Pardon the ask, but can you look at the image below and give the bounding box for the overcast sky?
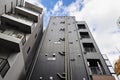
[26,0,120,67]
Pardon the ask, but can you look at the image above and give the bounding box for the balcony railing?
[89,67,104,75]
[15,7,39,22]
[85,48,96,52]
[1,14,34,33]
[81,35,90,38]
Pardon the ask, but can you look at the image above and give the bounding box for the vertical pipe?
[16,0,18,6]
[20,0,23,7]
[11,2,13,13]
[5,5,6,14]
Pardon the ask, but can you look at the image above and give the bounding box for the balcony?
[80,32,90,39]
[0,34,20,52]
[15,6,39,22]
[83,43,96,53]
[1,14,35,33]
[25,2,43,13]
[0,27,26,52]
[77,24,86,29]
[92,75,115,80]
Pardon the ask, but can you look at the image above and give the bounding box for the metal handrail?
[81,35,90,38]
[85,48,96,52]
[89,67,104,75]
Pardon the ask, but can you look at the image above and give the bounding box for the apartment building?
[0,0,43,80]
[28,16,116,80]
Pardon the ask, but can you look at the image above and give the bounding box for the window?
[77,24,86,29]
[59,38,65,41]
[80,32,90,38]
[68,31,72,33]
[54,41,61,44]
[60,21,65,24]
[83,43,96,52]
[59,28,65,31]
[87,59,105,75]
[27,47,30,54]
[69,42,73,44]
[22,36,26,45]
[35,33,37,38]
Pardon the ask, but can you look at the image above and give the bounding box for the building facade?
[0,1,117,80]
[0,0,43,80]
[28,16,116,80]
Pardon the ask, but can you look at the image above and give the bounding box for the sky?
[26,0,120,67]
